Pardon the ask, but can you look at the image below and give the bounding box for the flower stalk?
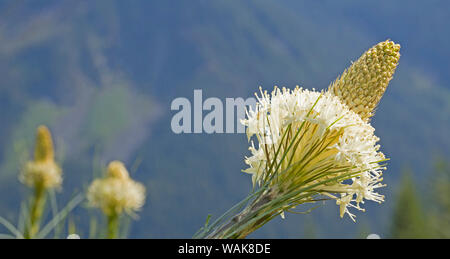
[205,189,275,239]
[107,212,120,239]
[25,182,46,239]
[21,125,62,239]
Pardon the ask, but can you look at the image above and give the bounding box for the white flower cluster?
[87,161,146,216]
[241,87,386,220]
[20,160,62,189]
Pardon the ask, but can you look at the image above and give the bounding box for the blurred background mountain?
[0,0,449,238]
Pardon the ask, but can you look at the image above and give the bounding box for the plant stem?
[107,212,120,239]
[205,191,274,239]
[25,183,46,239]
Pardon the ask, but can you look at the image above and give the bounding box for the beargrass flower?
[241,87,386,221]
[195,40,400,239]
[87,161,145,216]
[20,125,62,189]
[239,40,400,222]
[20,125,62,238]
[87,160,145,238]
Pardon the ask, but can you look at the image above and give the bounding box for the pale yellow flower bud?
[106,161,130,180]
[34,125,55,162]
[328,40,400,121]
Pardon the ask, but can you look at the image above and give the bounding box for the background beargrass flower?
[20,126,62,190]
[87,160,146,238]
[19,125,62,239]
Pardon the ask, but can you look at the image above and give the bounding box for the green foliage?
[428,159,450,238]
[389,160,450,239]
[0,192,83,239]
[390,170,431,238]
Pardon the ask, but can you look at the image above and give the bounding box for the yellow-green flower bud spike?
[34,125,55,162]
[328,40,400,121]
[106,160,130,180]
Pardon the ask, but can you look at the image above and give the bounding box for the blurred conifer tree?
[390,170,431,238]
[428,159,450,238]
